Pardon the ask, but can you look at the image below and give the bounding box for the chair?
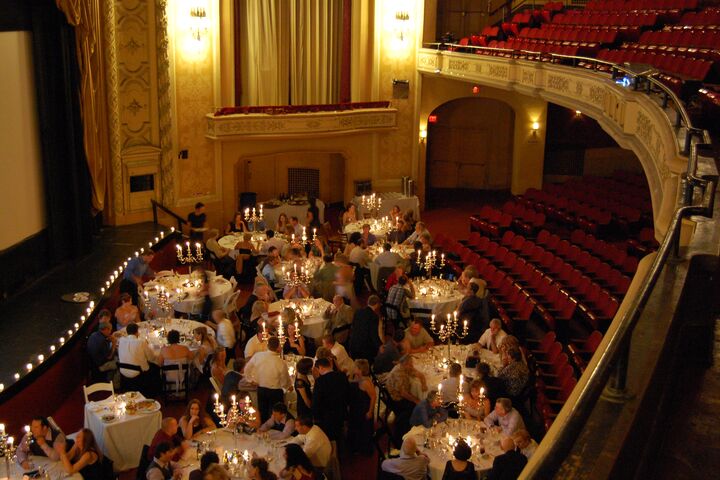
[222,289,243,318]
[209,376,223,396]
[323,441,342,480]
[83,382,115,403]
[161,359,190,402]
[117,362,144,393]
[136,445,151,480]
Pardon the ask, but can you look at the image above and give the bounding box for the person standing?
[120,250,155,305]
[349,295,383,361]
[188,202,207,242]
[244,336,292,423]
[312,357,349,441]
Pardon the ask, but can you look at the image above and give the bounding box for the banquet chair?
[161,359,189,402]
[83,382,115,403]
[222,289,243,318]
[209,376,222,396]
[117,362,144,393]
[136,445,151,480]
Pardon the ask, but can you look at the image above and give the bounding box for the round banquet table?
[404,418,505,479]
[273,257,323,287]
[178,429,286,480]
[412,344,503,394]
[218,232,267,252]
[120,318,215,354]
[142,272,233,314]
[408,278,464,319]
[343,219,393,238]
[268,297,332,340]
[367,243,414,287]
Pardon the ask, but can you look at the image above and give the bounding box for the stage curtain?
[54,0,108,213]
[350,0,374,102]
[289,0,342,104]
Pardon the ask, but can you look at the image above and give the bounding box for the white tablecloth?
[261,199,325,230]
[354,192,420,220]
[408,279,464,319]
[367,244,414,288]
[123,318,215,354]
[405,419,504,479]
[268,297,332,340]
[84,392,162,471]
[413,345,502,392]
[273,258,323,288]
[343,219,393,238]
[8,457,82,479]
[218,233,267,252]
[179,429,285,480]
[142,272,233,314]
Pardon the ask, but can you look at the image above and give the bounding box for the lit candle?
[170,227,175,232]
[0,423,4,434]
[231,395,237,406]
[14,373,20,380]
[25,363,32,372]
[24,425,30,434]
[7,436,13,448]
[438,383,442,393]
[50,345,55,353]
[214,393,219,406]
[245,395,250,404]
[37,354,44,362]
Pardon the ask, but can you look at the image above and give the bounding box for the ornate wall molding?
[417,49,686,232]
[206,109,398,139]
[155,0,174,206]
[103,0,123,216]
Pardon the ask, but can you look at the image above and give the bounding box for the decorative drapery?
[235,0,343,105]
[55,0,109,213]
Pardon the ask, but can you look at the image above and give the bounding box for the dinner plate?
[137,400,161,413]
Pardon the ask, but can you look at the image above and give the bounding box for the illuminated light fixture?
[190,6,208,41]
[532,121,540,131]
[13,373,19,380]
[395,11,410,41]
[575,110,582,117]
[419,128,428,144]
[428,114,438,123]
[472,86,480,94]
[530,121,541,143]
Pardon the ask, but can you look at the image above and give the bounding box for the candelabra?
[176,241,203,274]
[244,205,264,231]
[0,424,16,480]
[430,311,469,360]
[416,250,445,278]
[277,316,301,358]
[213,394,257,453]
[282,263,311,288]
[361,193,383,218]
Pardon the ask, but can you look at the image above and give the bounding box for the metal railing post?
[602,340,634,402]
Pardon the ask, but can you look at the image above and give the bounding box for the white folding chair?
[83,382,114,403]
[209,376,222,396]
[161,359,189,401]
[222,290,242,318]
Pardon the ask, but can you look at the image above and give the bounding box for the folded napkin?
[402,425,428,440]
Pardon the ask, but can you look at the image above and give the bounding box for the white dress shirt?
[118,334,156,378]
[216,318,236,348]
[330,343,356,377]
[349,246,370,267]
[477,328,507,351]
[244,350,292,390]
[373,250,402,268]
[262,237,287,255]
[291,425,332,467]
[244,335,267,358]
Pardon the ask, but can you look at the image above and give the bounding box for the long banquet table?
[261,198,325,229]
[354,192,420,220]
[8,456,82,479]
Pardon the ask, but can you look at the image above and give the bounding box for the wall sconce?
[575,110,582,117]
[190,5,208,41]
[530,121,540,143]
[419,128,427,144]
[395,11,410,41]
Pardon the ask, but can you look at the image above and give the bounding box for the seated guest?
[321,335,355,377]
[323,294,354,341]
[512,429,538,460]
[244,337,293,423]
[374,243,402,269]
[381,437,429,480]
[283,281,311,299]
[16,416,68,469]
[403,319,434,354]
[483,398,525,436]
[487,437,527,480]
[262,230,287,255]
[477,318,507,354]
[179,398,216,440]
[385,355,427,442]
[349,295,383,361]
[419,232,433,253]
[208,309,236,361]
[280,443,317,480]
[348,237,373,294]
[118,323,158,395]
[146,441,182,480]
[342,203,357,225]
[258,402,296,440]
[210,348,228,386]
[475,362,506,406]
[410,390,448,428]
[289,216,303,237]
[276,213,290,234]
[306,209,322,231]
[373,330,405,376]
[87,320,117,382]
[386,275,416,325]
[348,359,377,455]
[56,428,104,479]
[233,233,257,276]
[312,357,350,441]
[158,329,194,368]
[115,294,140,328]
[441,440,476,480]
[384,264,407,293]
[250,457,277,480]
[361,223,377,246]
[226,212,248,234]
[148,418,185,461]
[294,358,314,419]
[244,330,268,360]
[403,221,430,246]
[249,301,270,336]
[204,464,231,480]
[189,451,220,480]
[439,363,463,404]
[191,326,217,374]
[457,283,489,338]
[463,380,491,421]
[205,229,237,278]
[407,241,425,278]
[498,347,530,399]
[311,254,339,301]
[120,250,155,305]
[283,322,306,356]
[290,416,332,470]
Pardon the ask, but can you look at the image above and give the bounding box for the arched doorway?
[425,97,514,207]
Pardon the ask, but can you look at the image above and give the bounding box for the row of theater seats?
[552,11,659,27]
[585,0,698,10]
[470,204,546,238]
[637,28,720,49]
[677,7,720,26]
[598,49,714,85]
[545,177,651,220]
[487,39,593,57]
[519,26,619,44]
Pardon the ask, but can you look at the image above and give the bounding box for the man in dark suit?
[487,437,528,480]
[312,357,349,441]
[349,295,383,361]
[458,282,489,340]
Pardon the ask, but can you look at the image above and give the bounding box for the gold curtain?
[55,0,109,213]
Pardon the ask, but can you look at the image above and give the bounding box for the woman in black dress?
[56,428,105,480]
[226,212,248,234]
[294,357,314,419]
[442,440,476,480]
[180,398,216,439]
[347,359,376,455]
